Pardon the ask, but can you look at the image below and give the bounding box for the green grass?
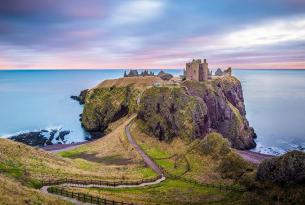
[58,147,87,158]
[67,179,245,205]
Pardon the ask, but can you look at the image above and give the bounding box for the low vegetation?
[0,174,71,205]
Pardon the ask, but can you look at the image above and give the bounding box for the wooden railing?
[42,175,162,187]
[48,187,133,205]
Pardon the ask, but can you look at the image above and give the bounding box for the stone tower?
[185,59,209,81]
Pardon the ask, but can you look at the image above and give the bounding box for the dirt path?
[235,149,274,164]
[125,119,164,176]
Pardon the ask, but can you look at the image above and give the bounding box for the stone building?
[185,59,209,81]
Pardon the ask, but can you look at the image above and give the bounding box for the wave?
[252,141,305,156]
[1,125,64,138]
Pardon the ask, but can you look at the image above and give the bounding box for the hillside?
[0,174,71,205]
[0,119,155,182]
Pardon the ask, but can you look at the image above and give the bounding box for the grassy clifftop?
[97,76,162,91]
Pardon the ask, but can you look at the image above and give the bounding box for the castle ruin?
[185,59,209,81]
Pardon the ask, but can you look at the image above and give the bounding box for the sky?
[0,0,305,69]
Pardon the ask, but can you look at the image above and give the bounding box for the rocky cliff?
[80,76,256,149]
[138,76,256,149]
[81,85,139,138]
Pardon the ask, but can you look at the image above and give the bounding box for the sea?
[0,69,304,155]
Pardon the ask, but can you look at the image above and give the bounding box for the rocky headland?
[79,75,256,150]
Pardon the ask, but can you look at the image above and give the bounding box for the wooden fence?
[48,187,133,205]
[42,175,161,187]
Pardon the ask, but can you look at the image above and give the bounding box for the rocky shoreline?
[9,128,71,147]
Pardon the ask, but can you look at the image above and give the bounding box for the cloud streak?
[0,0,304,69]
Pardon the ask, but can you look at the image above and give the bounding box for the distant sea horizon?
[0,69,305,155]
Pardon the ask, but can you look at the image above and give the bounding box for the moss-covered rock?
[198,132,254,180]
[81,86,139,137]
[257,150,305,184]
[198,132,231,158]
[138,76,256,149]
[137,86,208,141]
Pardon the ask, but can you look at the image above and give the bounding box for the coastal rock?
[9,129,70,147]
[71,89,88,105]
[257,151,305,184]
[81,86,139,136]
[138,76,256,149]
[9,132,48,147]
[56,130,70,142]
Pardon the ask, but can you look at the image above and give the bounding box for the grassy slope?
[63,121,249,205]
[58,117,157,180]
[0,117,156,182]
[0,174,71,205]
[97,76,163,91]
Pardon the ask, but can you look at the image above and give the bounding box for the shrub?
[199,132,231,158]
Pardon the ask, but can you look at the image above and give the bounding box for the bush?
[199,132,231,158]
[257,150,305,184]
[218,152,252,179]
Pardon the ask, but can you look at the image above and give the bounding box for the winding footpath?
[125,120,164,176]
[40,117,165,205]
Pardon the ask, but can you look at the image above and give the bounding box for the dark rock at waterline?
[57,130,70,141]
[10,132,48,146]
[9,129,70,147]
[257,150,305,184]
[71,89,88,105]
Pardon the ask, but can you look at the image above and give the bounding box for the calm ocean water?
[0,69,304,155]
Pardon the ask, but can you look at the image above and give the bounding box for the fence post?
[112,200,115,205]
[91,195,93,203]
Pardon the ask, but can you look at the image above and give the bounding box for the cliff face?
[138,76,256,149]
[80,76,256,149]
[81,86,139,138]
[137,86,209,141]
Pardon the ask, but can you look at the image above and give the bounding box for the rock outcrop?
[138,76,256,149]
[71,89,88,105]
[81,86,139,138]
[9,129,70,146]
[257,151,305,184]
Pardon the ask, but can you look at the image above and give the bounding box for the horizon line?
[1,68,305,71]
